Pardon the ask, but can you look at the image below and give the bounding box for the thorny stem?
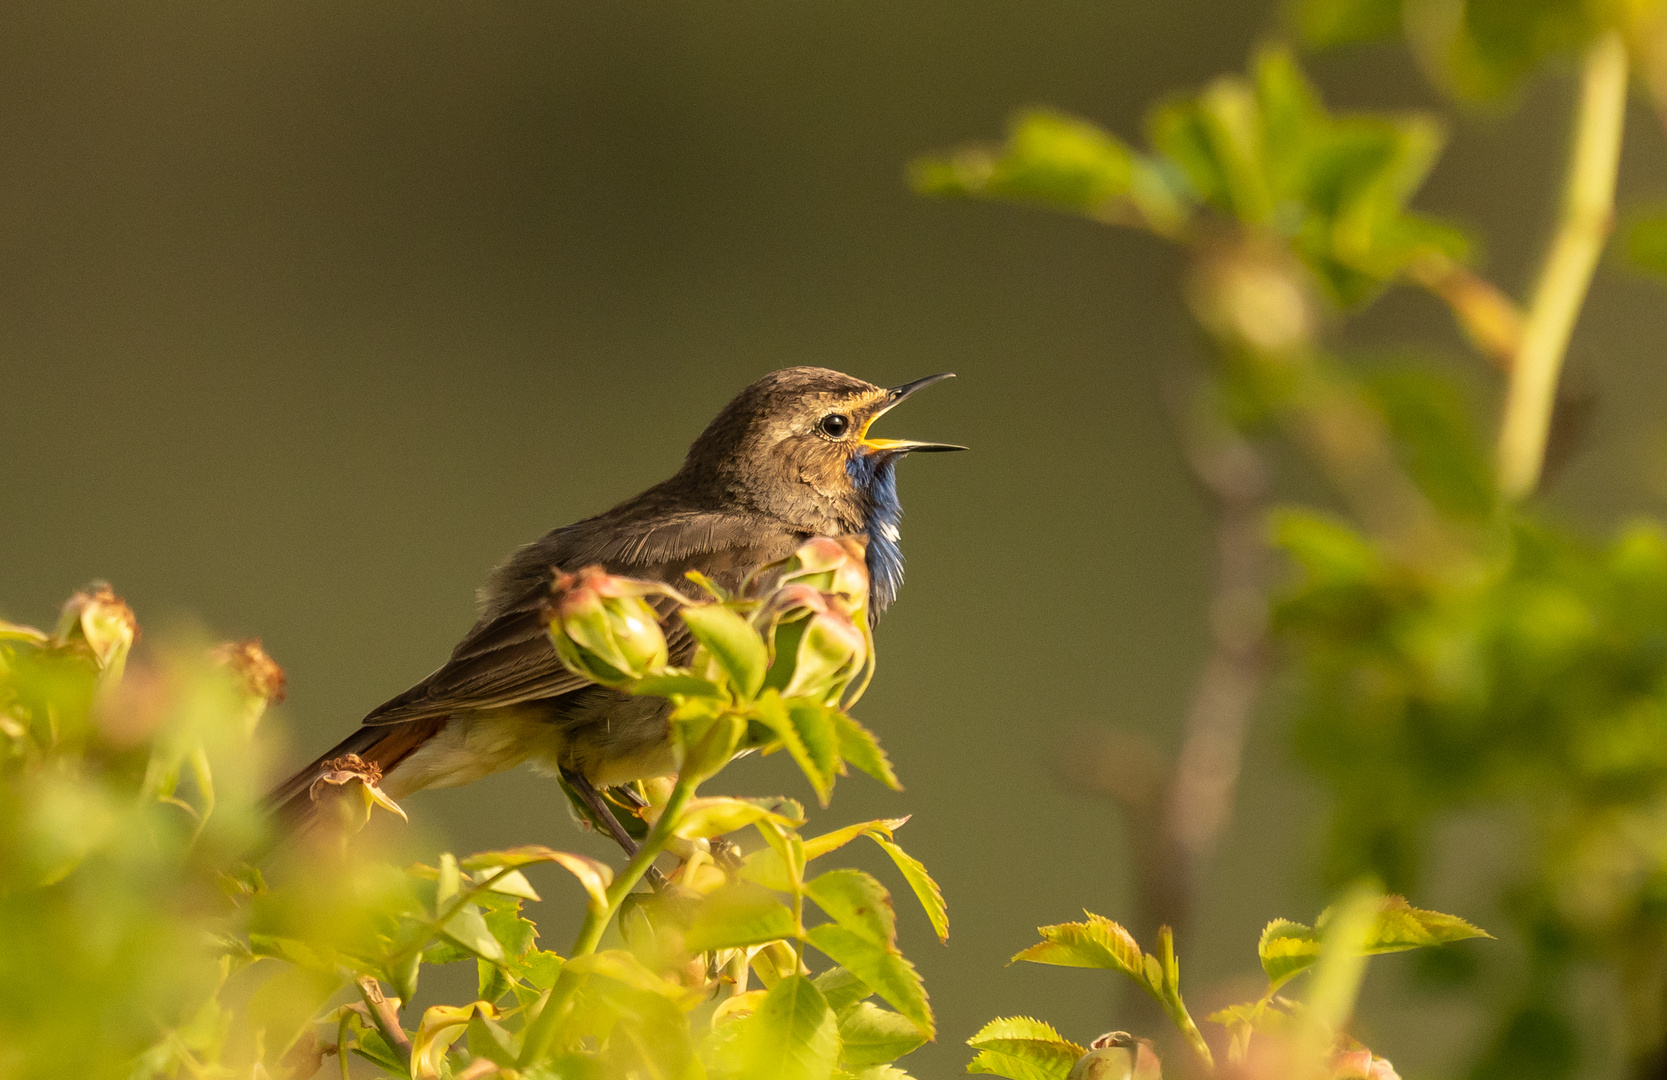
[1497,30,1628,499]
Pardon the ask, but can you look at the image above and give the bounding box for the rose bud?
[781,602,869,704]
[54,583,137,679]
[210,639,287,736]
[546,565,675,685]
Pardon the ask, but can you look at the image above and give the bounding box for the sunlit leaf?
[1259,895,1491,989]
[966,1016,1084,1080]
[1011,913,1145,980]
[869,835,948,944]
[685,881,801,952]
[833,714,901,790]
[675,795,806,840]
[682,603,769,699]
[838,1001,928,1066]
[411,1001,498,1080]
[738,975,840,1080]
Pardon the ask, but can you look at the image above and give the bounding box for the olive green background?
[5,2,1667,1075]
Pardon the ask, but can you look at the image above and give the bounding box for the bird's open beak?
[860,373,967,454]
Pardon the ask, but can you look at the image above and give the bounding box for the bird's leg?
[560,767,668,891]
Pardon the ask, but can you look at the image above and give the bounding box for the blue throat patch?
[845,453,905,614]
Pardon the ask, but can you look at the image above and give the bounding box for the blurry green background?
[4,1,1667,1075]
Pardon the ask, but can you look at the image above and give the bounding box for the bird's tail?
[265,717,446,836]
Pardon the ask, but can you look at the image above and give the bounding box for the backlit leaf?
[966,1016,1084,1080]
[1011,913,1144,979]
[870,835,948,944]
[838,1001,928,1066]
[833,714,901,790]
[685,882,801,952]
[682,603,769,699]
[738,975,840,1080]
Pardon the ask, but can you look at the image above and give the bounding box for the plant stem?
[569,769,700,957]
[518,770,700,1066]
[1496,30,1628,499]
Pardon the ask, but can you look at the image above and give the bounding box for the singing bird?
[267,367,962,841]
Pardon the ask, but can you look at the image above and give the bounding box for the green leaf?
[1010,913,1144,980]
[757,694,843,806]
[1258,896,1491,989]
[833,713,901,790]
[802,817,910,861]
[630,670,726,699]
[685,882,801,952]
[442,904,505,963]
[965,1016,1084,1080]
[837,1001,928,1067]
[739,975,840,1080]
[682,603,769,699]
[814,967,873,1016]
[806,870,896,947]
[805,925,932,1039]
[675,795,806,839]
[911,110,1137,216]
[869,835,948,944]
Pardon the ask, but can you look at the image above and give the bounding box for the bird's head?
[681,366,962,527]
[679,367,962,608]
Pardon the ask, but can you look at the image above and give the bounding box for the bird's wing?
[361,587,695,726]
[360,510,800,727]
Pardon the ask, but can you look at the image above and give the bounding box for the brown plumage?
[267,366,961,835]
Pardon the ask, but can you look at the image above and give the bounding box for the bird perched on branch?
[267,367,962,848]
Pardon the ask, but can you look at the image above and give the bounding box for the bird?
[266,366,962,848]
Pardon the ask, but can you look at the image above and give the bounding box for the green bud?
[755,536,872,620]
[546,566,676,685]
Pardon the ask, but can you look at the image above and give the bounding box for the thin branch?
[1497,30,1629,499]
[1404,250,1525,370]
[353,977,411,1063]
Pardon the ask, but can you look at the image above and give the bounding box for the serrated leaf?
[833,713,901,790]
[1259,896,1490,989]
[739,975,840,1080]
[869,835,947,943]
[1011,913,1144,979]
[814,967,873,1016]
[838,1001,928,1066]
[802,817,910,861]
[757,692,839,805]
[442,904,504,963]
[685,881,801,952]
[965,1016,1084,1080]
[682,603,769,699]
[806,870,896,946]
[806,925,932,1038]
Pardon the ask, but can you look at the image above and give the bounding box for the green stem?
[518,770,701,1066]
[570,769,701,956]
[1496,30,1628,499]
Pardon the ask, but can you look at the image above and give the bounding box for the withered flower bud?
[756,584,871,705]
[211,639,287,736]
[756,536,871,618]
[308,753,408,835]
[54,583,137,678]
[546,566,676,685]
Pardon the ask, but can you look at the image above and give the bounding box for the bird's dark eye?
[818,413,851,438]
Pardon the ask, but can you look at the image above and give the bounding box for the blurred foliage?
[966,888,1487,1079]
[918,2,1667,1077]
[0,537,945,1079]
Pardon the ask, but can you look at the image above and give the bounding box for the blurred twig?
[1497,30,1628,499]
[1061,400,1270,941]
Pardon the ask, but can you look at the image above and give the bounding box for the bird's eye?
[818,413,851,438]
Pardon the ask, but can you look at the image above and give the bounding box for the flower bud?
[546,566,675,685]
[308,753,408,835]
[54,583,137,679]
[756,536,871,619]
[210,639,287,737]
[756,586,869,704]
